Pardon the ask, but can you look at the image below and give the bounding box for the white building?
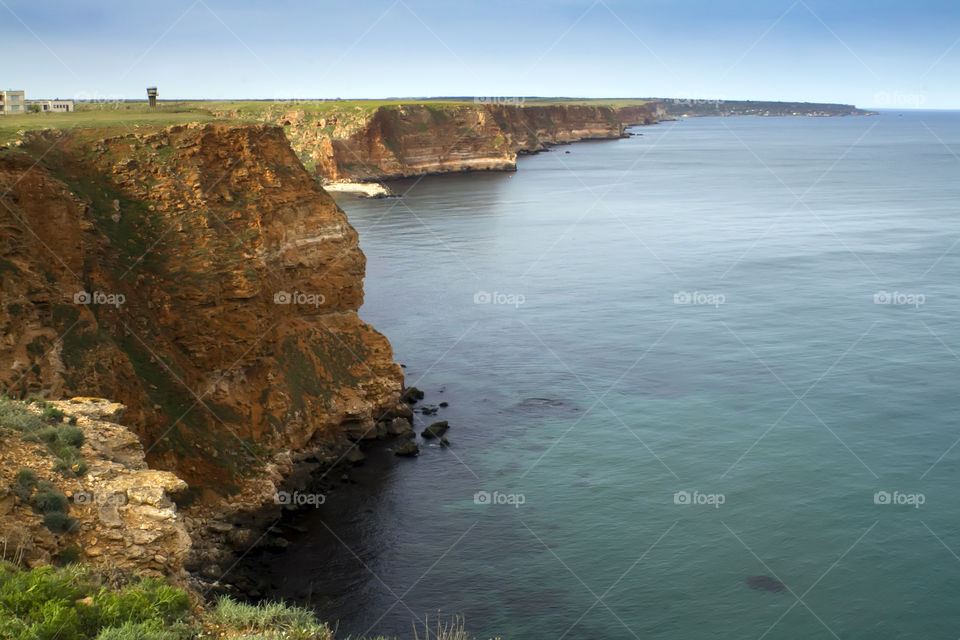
[28,99,75,113]
[0,90,25,115]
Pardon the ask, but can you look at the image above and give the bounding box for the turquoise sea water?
[269,112,960,639]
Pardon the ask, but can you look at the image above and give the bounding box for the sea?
[259,111,960,640]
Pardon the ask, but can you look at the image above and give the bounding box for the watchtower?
[146,87,158,108]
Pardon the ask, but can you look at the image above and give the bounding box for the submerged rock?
[746,575,786,593]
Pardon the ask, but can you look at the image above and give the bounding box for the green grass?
[0,563,474,640]
[205,596,332,640]
[0,563,191,640]
[0,108,223,145]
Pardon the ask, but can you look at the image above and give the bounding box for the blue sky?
[2,0,959,108]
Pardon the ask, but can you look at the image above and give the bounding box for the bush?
[42,406,65,423]
[33,483,69,514]
[0,398,44,433]
[36,426,60,444]
[13,469,37,502]
[56,546,81,566]
[43,512,78,533]
[56,425,85,448]
[14,468,37,488]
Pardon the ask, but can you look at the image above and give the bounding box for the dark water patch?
[745,575,787,593]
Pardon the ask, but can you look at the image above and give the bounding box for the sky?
[2,0,959,109]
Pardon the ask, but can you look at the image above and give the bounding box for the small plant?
[33,482,69,514]
[55,546,81,566]
[13,468,37,502]
[14,468,37,487]
[0,397,44,432]
[42,511,78,533]
[413,614,470,640]
[42,405,65,423]
[56,425,85,448]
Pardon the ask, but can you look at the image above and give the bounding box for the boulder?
[400,387,425,404]
[394,441,419,457]
[386,417,414,438]
[421,421,449,439]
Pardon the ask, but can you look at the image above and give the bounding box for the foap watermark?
[674,291,725,308]
[873,91,926,109]
[274,491,326,508]
[474,290,525,308]
[73,490,128,506]
[474,96,525,106]
[74,291,125,308]
[474,490,526,508]
[874,490,924,508]
[273,97,326,106]
[673,490,725,508]
[274,290,326,308]
[672,94,725,107]
[73,91,123,109]
[873,291,925,308]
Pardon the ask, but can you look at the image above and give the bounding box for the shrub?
[13,469,37,502]
[36,426,60,444]
[33,483,69,514]
[42,406,65,423]
[56,425,85,448]
[56,546,81,566]
[14,468,37,488]
[0,398,44,433]
[43,512,78,533]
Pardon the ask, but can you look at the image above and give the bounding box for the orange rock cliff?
[280,102,665,181]
[0,123,405,505]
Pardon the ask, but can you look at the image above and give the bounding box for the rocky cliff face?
[0,123,404,505]
[282,102,664,181]
[0,398,190,579]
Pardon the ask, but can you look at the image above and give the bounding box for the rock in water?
[394,440,419,457]
[745,575,786,593]
[421,420,449,439]
[400,387,425,404]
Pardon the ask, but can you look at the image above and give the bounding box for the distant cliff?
[279,102,665,181]
[0,123,405,504]
[658,99,876,118]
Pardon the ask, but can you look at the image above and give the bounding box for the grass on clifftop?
[0,98,654,145]
[0,108,224,145]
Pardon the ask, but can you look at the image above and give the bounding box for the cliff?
[281,102,664,181]
[0,122,405,508]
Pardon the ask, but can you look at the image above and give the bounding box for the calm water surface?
[264,112,960,639]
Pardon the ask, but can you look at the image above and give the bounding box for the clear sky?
[2,0,958,109]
